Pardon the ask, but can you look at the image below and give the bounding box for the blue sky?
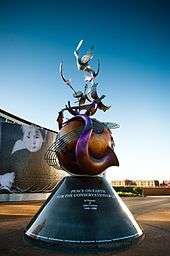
[0,0,170,180]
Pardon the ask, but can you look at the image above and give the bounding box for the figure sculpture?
[74,39,100,82]
[45,40,119,175]
[25,40,144,254]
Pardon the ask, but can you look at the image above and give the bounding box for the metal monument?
[24,40,144,253]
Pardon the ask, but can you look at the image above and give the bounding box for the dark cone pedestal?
[25,176,144,253]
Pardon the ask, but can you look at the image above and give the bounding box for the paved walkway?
[0,196,169,256]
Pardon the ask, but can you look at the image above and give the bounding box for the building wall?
[112,179,159,188]
[143,187,170,196]
[112,180,126,187]
[0,110,27,125]
[135,180,159,187]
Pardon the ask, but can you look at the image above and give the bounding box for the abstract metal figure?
[59,62,80,96]
[58,59,110,126]
[88,83,111,112]
[53,41,120,175]
[56,111,64,130]
[74,40,100,82]
[26,40,143,253]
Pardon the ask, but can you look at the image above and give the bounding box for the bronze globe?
[56,115,119,175]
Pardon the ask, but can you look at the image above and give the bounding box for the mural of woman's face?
[22,127,44,152]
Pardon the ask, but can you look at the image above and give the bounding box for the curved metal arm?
[59,62,77,94]
[74,40,96,76]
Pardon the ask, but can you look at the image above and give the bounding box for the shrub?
[113,186,143,196]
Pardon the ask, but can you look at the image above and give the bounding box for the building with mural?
[0,109,65,194]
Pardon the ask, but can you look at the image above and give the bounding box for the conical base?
[25,176,144,253]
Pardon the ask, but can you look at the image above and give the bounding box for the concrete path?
[0,196,169,256]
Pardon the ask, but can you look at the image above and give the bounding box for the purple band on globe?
[64,114,118,175]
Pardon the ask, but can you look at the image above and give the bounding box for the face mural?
[0,122,64,193]
[23,126,44,152]
[12,126,44,154]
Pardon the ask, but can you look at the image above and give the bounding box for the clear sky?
[0,0,170,181]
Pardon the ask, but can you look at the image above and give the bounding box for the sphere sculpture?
[25,40,143,254]
[56,115,119,175]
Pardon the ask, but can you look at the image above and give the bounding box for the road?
[0,196,169,256]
